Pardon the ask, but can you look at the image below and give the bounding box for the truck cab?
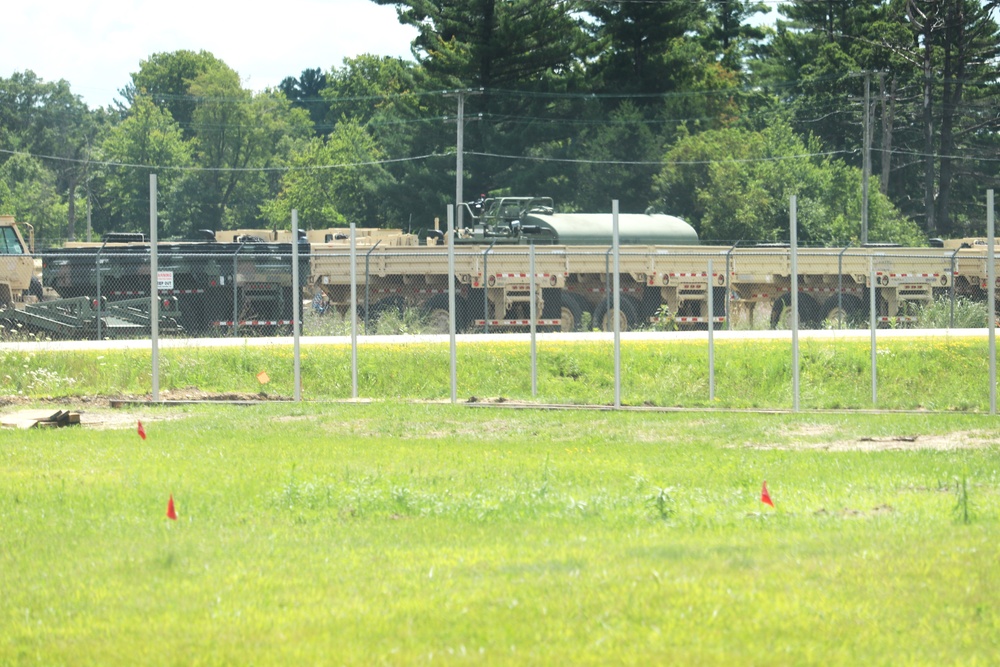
[0,216,36,307]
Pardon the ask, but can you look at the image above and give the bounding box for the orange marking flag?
[761,481,774,508]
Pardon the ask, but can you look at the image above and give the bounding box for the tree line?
[2,0,998,249]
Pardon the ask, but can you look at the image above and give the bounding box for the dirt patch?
[746,430,998,451]
[0,389,288,431]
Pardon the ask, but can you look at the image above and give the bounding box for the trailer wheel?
[421,294,469,333]
[770,293,820,329]
[821,295,864,328]
[559,292,587,332]
[28,277,44,301]
[591,294,639,332]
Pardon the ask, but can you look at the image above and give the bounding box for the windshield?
[1,226,24,255]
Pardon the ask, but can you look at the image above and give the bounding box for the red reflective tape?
[473,319,562,326]
[210,320,295,326]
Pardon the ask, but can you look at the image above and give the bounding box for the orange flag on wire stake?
[166,495,178,520]
[137,420,146,440]
[761,481,774,508]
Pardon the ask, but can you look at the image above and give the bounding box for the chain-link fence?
[2,200,998,410]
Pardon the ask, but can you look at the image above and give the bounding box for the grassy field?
[2,399,999,665]
[0,334,998,410]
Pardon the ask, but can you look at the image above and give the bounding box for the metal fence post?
[949,248,960,328]
[790,196,799,412]
[292,210,301,402]
[988,189,996,415]
[870,259,877,406]
[708,258,715,401]
[95,242,106,341]
[350,223,358,399]
[530,241,537,398]
[448,206,457,404]
[149,173,159,401]
[613,200,621,409]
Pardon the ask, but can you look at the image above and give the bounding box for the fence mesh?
[1,241,997,409]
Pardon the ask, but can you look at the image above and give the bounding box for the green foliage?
[173,68,312,231]
[915,297,989,329]
[124,50,229,137]
[278,67,328,135]
[702,0,769,72]
[372,0,594,221]
[653,121,925,245]
[574,102,661,213]
[97,95,191,236]
[0,153,67,245]
[584,0,707,96]
[261,118,395,228]
[0,70,99,243]
[755,0,1000,236]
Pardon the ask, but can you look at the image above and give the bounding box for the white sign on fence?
[157,270,174,290]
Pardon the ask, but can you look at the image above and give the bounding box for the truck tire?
[421,294,469,333]
[821,295,864,327]
[28,276,44,301]
[591,294,639,332]
[770,293,820,329]
[559,292,587,332]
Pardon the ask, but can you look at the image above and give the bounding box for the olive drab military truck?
[0,216,184,339]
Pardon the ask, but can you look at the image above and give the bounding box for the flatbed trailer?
[305,196,998,332]
[308,240,993,332]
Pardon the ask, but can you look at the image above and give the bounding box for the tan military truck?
[0,215,38,308]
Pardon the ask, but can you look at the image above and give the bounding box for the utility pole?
[455,90,466,230]
[850,71,874,245]
[862,71,871,245]
[446,88,483,230]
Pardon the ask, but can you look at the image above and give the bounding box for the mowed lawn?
[2,402,999,665]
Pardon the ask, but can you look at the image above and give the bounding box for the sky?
[2,0,419,109]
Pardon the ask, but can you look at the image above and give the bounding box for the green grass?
[1,335,996,410]
[1,403,999,664]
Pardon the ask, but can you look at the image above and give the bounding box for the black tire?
[28,276,44,301]
[591,294,639,332]
[559,291,587,332]
[420,294,469,333]
[821,295,865,327]
[770,293,820,329]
